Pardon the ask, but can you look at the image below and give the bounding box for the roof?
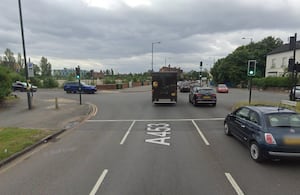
[268,41,300,55]
[246,106,296,114]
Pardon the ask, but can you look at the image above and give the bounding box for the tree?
[3,48,16,70]
[40,56,52,77]
[210,36,283,87]
[33,63,41,76]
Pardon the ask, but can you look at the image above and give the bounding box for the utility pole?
[18,0,31,110]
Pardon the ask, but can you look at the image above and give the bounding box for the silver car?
[289,85,300,101]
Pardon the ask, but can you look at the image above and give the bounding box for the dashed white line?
[192,120,210,146]
[89,169,108,195]
[120,120,136,145]
[225,172,245,195]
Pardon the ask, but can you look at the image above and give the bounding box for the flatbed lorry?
[152,72,177,103]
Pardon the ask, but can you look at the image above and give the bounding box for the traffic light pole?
[293,33,297,101]
[249,77,253,104]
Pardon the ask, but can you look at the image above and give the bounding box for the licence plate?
[202,96,211,99]
[283,137,300,145]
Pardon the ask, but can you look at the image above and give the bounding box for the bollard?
[55,97,59,109]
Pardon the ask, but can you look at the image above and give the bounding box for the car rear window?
[266,113,300,127]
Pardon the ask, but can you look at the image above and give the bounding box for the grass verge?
[0,127,51,161]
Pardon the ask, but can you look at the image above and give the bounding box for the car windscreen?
[266,113,300,127]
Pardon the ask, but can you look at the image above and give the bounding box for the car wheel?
[212,103,216,107]
[250,142,264,162]
[192,98,196,106]
[224,122,232,136]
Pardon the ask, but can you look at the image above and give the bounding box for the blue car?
[63,82,97,94]
[224,106,300,162]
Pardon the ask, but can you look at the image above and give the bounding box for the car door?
[230,107,251,142]
[241,110,261,143]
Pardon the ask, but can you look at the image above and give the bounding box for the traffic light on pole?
[247,60,256,76]
[75,67,80,79]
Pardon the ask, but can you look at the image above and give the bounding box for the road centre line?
[87,118,224,122]
[120,120,136,145]
[225,172,245,195]
[89,169,108,195]
[192,120,210,146]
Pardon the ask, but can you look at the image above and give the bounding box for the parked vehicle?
[216,83,229,93]
[152,72,177,103]
[224,106,300,162]
[188,86,216,106]
[63,81,97,94]
[289,85,300,100]
[12,81,37,92]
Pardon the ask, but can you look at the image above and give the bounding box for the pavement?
[0,85,151,130]
[0,92,94,131]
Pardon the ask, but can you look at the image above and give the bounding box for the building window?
[281,57,287,68]
[271,58,276,69]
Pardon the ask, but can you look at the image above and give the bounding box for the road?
[1,87,300,195]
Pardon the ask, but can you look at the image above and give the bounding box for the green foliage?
[103,77,116,84]
[252,76,293,89]
[40,56,52,78]
[211,36,283,87]
[42,77,59,88]
[0,66,12,101]
[30,77,42,88]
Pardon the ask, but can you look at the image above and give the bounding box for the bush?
[42,77,59,88]
[0,67,12,101]
[253,77,293,89]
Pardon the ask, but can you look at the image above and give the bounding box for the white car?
[12,81,37,92]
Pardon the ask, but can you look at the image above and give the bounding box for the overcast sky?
[1,0,300,73]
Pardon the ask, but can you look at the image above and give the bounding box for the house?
[265,41,300,77]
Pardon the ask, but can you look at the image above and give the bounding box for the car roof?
[244,106,296,114]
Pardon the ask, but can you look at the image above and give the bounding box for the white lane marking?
[120,120,136,145]
[192,120,210,146]
[89,169,108,195]
[87,118,224,122]
[225,172,245,195]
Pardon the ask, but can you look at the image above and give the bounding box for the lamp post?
[152,41,160,72]
[242,37,253,43]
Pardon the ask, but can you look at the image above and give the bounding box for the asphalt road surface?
[1,87,300,195]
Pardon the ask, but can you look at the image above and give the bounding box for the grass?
[0,127,51,161]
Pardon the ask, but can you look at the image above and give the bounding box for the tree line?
[210,36,284,87]
[0,48,58,101]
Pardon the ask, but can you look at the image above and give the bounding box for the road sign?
[28,62,34,77]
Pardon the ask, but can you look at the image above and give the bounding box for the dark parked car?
[63,82,97,94]
[188,86,216,106]
[12,81,37,92]
[224,106,300,162]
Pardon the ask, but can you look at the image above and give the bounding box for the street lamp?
[242,37,253,43]
[152,41,161,72]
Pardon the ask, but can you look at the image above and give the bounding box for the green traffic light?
[76,75,80,79]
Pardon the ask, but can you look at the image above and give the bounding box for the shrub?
[0,67,12,101]
[42,77,59,88]
[253,77,293,89]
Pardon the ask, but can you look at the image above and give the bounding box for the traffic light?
[247,60,256,76]
[75,67,80,79]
